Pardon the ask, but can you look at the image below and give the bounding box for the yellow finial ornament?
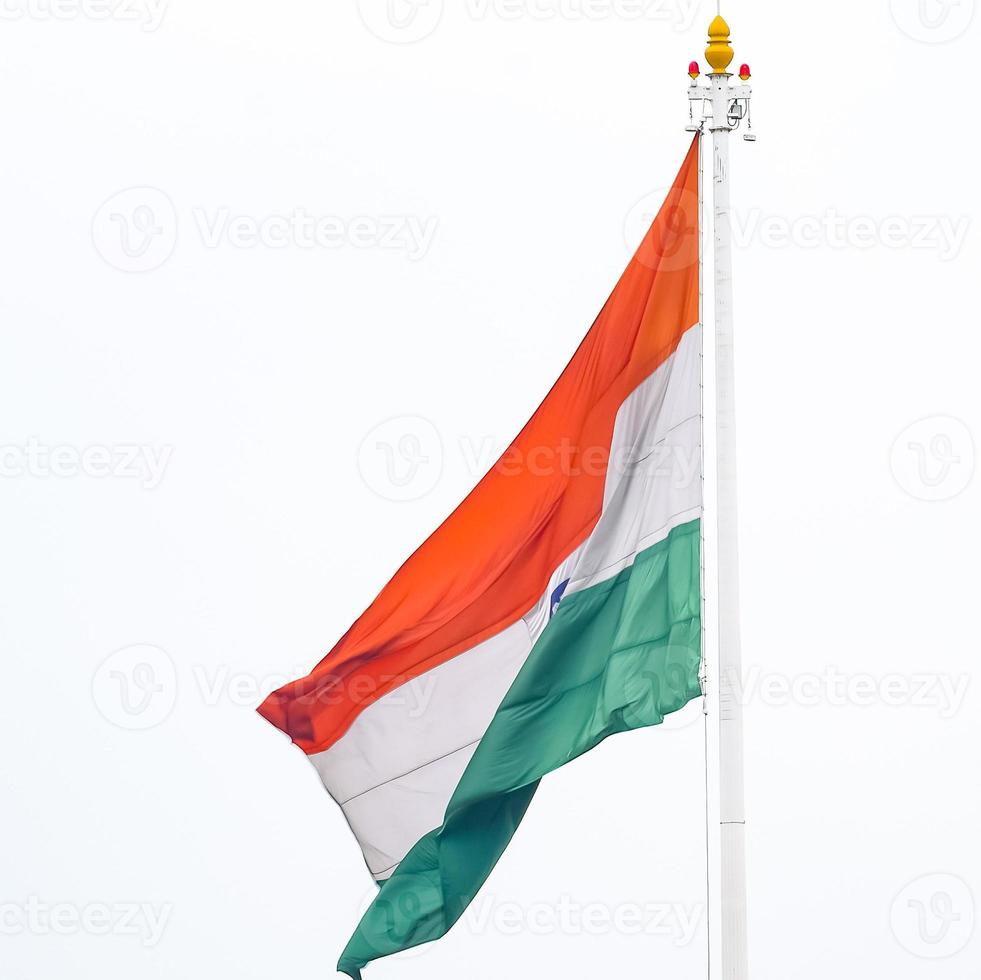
[705,14,734,74]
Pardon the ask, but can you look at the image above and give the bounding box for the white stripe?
[567,322,703,593]
[310,620,532,878]
[310,322,702,879]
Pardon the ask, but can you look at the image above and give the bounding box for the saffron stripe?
[257,138,699,755]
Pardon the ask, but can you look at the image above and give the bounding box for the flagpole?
[688,15,753,980]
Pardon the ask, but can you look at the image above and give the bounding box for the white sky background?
[1,1,979,978]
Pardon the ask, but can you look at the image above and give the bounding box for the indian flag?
[258,137,702,978]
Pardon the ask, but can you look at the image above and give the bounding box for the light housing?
[739,63,751,81]
[688,61,701,80]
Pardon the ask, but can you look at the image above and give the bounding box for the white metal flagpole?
[687,15,754,980]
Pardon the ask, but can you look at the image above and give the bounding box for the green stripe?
[338,518,702,978]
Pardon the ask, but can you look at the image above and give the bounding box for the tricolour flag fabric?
[258,136,702,978]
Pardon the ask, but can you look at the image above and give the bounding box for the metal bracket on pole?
[687,81,756,140]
